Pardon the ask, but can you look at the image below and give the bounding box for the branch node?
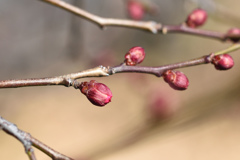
[205,53,215,63]
[148,21,161,34]
[98,65,110,76]
[162,27,168,34]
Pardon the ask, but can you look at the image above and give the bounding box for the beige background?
[0,0,240,160]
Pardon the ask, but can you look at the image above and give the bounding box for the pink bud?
[163,70,189,90]
[127,0,145,20]
[226,28,240,42]
[186,9,207,28]
[212,54,234,70]
[79,80,112,107]
[124,46,145,66]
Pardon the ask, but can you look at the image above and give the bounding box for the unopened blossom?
[79,80,112,107]
[124,46,145,66]
[186,8,207,28]
[163,70,189,90]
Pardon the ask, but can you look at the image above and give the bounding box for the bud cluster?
[79,80,112,107]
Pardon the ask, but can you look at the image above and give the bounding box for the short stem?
[214,43,240,55]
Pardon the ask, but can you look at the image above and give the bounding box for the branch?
[0,116,73,160]
[0,66,109,88]
[1,44,239,89]
[40,0,161,33]
[0,117,36,160]
[40,0,228,41]
[111,43,240,76]
[110,54,212,77]
[161,24,226,41]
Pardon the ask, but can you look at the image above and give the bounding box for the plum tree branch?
[0,117,36,160]
[40,0,161,33]
[0,116,73,160]
[31,137,73,160]
[0,44,239,89]
[40,0,231,41]
[110,54,212,77]
[0,66,109,88]
[161,24,226,41]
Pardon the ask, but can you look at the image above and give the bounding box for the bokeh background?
[0,0,240,160]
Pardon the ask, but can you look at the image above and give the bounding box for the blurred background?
[0,0,240,159]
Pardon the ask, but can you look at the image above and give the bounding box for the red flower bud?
[79,80,112,107]
[124,46,145,66]
[212,54,234,70]
[186,9,207,28]
[163,70,189,90]
[226,28,240,42]
[127,0,145,20]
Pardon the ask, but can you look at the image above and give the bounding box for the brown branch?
[0,116,73,160]
[161,24,226,41]
[40,0,229,41]
[110,54,212,77]
[1,44,239,89]
[0,56,208,88]
[0,117,36,160]
[40,0,161,33]
[0,66,109,88]
[31,136,73,160]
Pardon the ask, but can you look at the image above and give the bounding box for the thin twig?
[0,116,73,160]
[31,136,73,160]
[40,0,231,41]
[161,24,226,41]
[0,116,36,160]
[215,43,240,55]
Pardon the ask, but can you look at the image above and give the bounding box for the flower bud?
[212,54,234,70]
[79,80,112,107]
[124,46,145,66]
[163,70,189,90]
[226,28,240,42]
[186,9,207,28]
[127,0,145,20]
